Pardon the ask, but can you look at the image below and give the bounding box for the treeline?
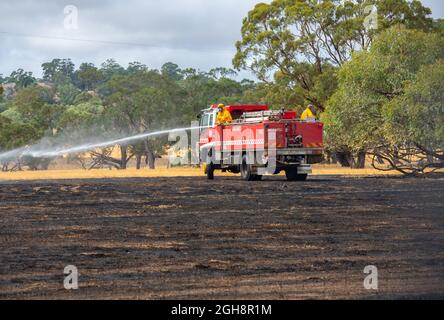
[1,0,444,174]
[0,60,268,171]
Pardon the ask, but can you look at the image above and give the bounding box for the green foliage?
[434,19,444,35]
[59,100,103,127]
[100,59,126,82]
[208,67,237,80]
[42,58,75,85]
[12,86,64,135]
[75,63,103,91]
[56,82,81,105]
[323,26,444,171]
[234,0,434,110]
[0,115,39,150]
[58,100,105,137]
[6,69,36,88]
[101,70,180,134]
[1,107,24,123]
[384,60,444,150]
[238,81,305,111]
[377,0,434,31]
[72,91,96,105]
[161,62,183,81]
[98,68,185,167]
[127,61,149,74]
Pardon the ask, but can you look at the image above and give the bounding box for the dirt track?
[0,175,443,299]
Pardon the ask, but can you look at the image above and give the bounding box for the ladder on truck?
[235,110,285,123]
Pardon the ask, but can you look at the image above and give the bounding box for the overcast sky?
[0,0,443,79]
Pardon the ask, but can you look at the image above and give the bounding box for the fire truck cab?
[198,105,323,181]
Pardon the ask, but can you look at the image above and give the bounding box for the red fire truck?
[198,105,323,181]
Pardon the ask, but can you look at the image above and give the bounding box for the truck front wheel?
[285,168,308,181]
[207,162,215,180]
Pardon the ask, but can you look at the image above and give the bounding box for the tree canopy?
[322,26,444,173]
[234,0,434,111]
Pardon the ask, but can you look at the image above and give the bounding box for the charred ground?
[0,175,443,299]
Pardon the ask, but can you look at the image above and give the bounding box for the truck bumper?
[297,164,312,175]
[276,148,323,156]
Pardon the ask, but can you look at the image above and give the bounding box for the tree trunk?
[144,141,156,169]
[136,154,142,170]
[354,150,366,169]
[427,154,435,164]
[120,145,128,169]
[334,150,366,168]
[147,151,156,169]
[335,151,352,167]
[329,152,338,165]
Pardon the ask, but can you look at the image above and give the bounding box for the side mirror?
[197,114,202,120]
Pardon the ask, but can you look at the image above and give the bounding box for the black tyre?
[285,168,308,181]
[207,162,215,180]
[240,154,259,181]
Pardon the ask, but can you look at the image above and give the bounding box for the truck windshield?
[200,113,210,129]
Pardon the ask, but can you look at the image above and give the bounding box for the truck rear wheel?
[240,154,260,181]
[285,168,308,181]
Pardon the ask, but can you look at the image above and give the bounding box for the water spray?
[0,125,207,162]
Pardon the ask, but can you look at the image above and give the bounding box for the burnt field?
[0,175,443,299]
